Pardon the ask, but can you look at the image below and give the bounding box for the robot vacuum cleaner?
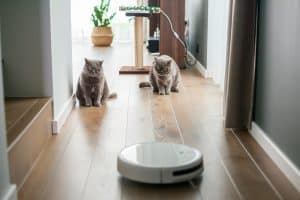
[117,142,204,184]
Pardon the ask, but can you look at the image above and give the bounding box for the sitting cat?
[139,55,181,95]
[76,58,116,107]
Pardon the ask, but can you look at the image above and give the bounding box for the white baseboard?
[195,60,208,78]
[187,51,208,78]
[2,184,17,200]
[52,95,76,134]
[250,122,300,192]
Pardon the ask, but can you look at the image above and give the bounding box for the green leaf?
[109,12,116,20]
[100,0,104,9]
[103,19,110,27]
[91,0,114,27]
[91,14,99,27]
[106,0,111,12]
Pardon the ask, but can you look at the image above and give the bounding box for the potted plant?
[91,0,116,46]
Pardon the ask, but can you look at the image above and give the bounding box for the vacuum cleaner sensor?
[117,142,204,184]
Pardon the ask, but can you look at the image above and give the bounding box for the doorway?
[207,0,230,91]
[71,0,139,92]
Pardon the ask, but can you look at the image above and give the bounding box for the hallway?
[18,44,299,200]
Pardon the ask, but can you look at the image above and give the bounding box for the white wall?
[50,0,74,121]
[0,0,74,132]
[185,0,208,66]
[207,0,230,90]
[0,0,53,97]
[0,24,17,200]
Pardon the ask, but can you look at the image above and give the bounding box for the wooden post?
[135,17,143,68]
[135,0,143,68]
[119,0,152,74]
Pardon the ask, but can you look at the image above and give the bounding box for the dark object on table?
[125,11,152,18]
[147,37,160,53]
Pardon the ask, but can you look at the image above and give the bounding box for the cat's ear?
[153,57,159,65]
[84,58,90,65]
[99,60,104,66]
[166,60,172,66]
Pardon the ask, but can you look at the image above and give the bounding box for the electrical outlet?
[185,19,189,26]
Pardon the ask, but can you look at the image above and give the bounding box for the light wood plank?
[41,108,105,200]
[178,69,281,200]
[151,95,183,144]
[122,74,202,200]
[81,76,130,200]
[5,98,37,130]
[170,80,241,200]
[18,108,78,200]
[125,76,155,145]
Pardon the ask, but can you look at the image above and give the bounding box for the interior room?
[0,0,299,200]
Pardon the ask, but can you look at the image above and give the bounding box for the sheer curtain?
[71,0,137,43]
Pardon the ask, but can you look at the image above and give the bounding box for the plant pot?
[91,27,113,46]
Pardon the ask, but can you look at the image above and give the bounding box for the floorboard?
[169,82,241,200]
[18,43,300,200]
[18,109,79,200]
[125,76,155,146]
[234,131,300,200]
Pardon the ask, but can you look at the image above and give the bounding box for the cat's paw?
[159,92,165,95]
[84,99,92,107]
[93,101,101,107]
[171,88,179,93]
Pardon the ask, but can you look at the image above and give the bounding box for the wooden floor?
[5,98,51,146]
[7,98,52,188]
[18,43,299,200]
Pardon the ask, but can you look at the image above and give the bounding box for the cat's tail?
[139,82,151,88]
[108,92,117,99]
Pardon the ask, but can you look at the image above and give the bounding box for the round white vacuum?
[117,142,204,184]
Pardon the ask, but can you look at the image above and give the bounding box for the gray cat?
[76,58,116,107]
[139,55,181,95]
